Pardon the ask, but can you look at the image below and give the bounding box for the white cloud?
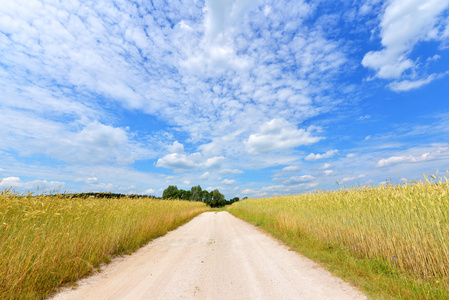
[205,186,221,192]
[324,170,334,176]
[362,0,449,85]
[167,141,184,154]
[388,74,440,91]
[199,172,210,179]
[341,174,366,183]
[0,177,21,187]
[305,149,338,161]
[320,163,332,169]
[156,151,224,171]
[281,165,301,172]
[376,144,449,168]
[90,182,114,191]
[0,176,65,190]
[0,110,152,165]
[181,0,261,75]
[357,114,371,121]
[427,54,441,62]
[204,0,261,41]
[245,119,323,154]
[377,153,431,167]
[156,152,202,171]
[261,185,286,192]
[241,188,256,195]
[282,175,315,185]
[222,179,236,185]
[144,189,155,194]
[204,156,226,169]
[293,182,319,189]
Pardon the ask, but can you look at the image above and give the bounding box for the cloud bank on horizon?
[1,0,449,198]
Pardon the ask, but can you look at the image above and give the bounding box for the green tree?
[202,190,212,205]
[211,189,225,207]
[162,185,179,199]
[191,185,203,202]
[178,189,192,200]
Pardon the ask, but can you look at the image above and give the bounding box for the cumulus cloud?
[0,176,65,190]
[324,170,334,176]
[362,0,449,87]
[320,163,332,169]
[144,189,155,194]
[222,179,236,185]
[0,109,153,165]
[156,153,201,171]
[305,149,338,161]
[167,141,185,154]
[341,174,366,183]
[204,156,226,168]
[156,151,224,171]
[245,119,323,154]
[377,153,432,167]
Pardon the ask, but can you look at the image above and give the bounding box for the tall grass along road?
[228,179,449,299]
[0,191,208,299]
[51,211,366,300]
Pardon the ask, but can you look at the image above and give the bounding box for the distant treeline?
[162,185,240,207]
[37,189,243,207]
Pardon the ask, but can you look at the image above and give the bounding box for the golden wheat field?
[0,190,209,299]
[228,177,449,298]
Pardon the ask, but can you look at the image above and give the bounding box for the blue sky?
[1,0,449,198]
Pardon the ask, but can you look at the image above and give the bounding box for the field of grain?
[0,190,209,299]
[228,177,449,298]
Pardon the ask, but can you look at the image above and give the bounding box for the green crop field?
[0,191,209,299]
[228,176,449,299]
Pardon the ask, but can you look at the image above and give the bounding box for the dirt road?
[51,212,366,300]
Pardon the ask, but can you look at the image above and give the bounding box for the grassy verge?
[0,191,209,299]
[228,179,449,299]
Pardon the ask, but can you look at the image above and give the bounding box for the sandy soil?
[51,211,367,300]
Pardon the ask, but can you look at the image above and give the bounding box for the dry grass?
[0,190,209,299]
[228,175,449,299]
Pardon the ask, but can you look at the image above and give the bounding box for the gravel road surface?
[51,211,367,300]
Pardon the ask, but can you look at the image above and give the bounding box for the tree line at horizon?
[162,185,241,207]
